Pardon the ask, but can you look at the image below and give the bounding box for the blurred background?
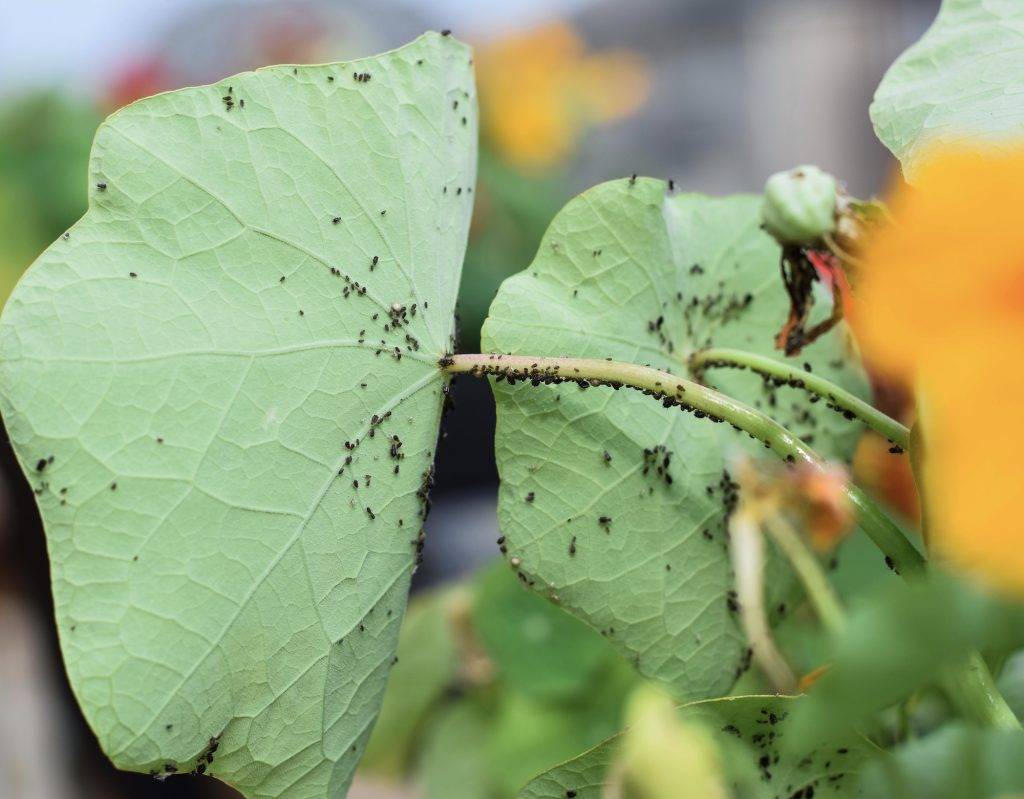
[0,0,936,796]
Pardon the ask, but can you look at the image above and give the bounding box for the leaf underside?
[0,32,476,798]
[482,178,868,701]
[871,0,1024,177]
[518,695,873,799]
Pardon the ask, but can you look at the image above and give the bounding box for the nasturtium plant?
[871,0,1024,176]
[5,3,1024,797]
[518,695,874,799]
[0,32,475,797]
[481,180,867,700]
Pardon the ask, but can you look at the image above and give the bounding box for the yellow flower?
[475,22,649,171]
[856,146,1024,595]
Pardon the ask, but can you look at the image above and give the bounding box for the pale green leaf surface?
[871,0,1024,177]
[0,32,476,798]
[481,178,866,701]
[518,695,873,799]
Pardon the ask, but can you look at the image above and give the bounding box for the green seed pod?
[760,165,838,245]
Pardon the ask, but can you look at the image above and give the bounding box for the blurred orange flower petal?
[855,145,1024,595]
[475,22,649,170]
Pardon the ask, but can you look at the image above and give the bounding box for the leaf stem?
[444,352,1019,729]
[763,516,846,636]
[690,347,910,451]
[442,352,924,577]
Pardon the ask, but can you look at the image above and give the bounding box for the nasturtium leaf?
[472,560,622,701]
[481,178,866,700]
[517,695,874,799]
[0,32,476,798]
[871,0,1024,177]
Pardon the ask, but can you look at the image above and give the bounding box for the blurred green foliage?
[860,724,1024,799]
[360,561,638,798]
[0,91,99,303]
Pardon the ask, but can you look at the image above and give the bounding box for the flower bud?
[761,165,838,245]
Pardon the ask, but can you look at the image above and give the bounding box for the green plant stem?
[942,652,1022,730]
[690,347,910,451]
[444,353,924,576]
[764,516,846,636]
[443,352,1018,729]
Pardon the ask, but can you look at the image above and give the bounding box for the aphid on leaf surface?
[129,272,138,278]
[96,182,107,191]
[525,491,535,503]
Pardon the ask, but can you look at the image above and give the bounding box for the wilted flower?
[733,457,854,552]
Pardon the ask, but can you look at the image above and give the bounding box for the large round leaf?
[481,178,866,700]
[871,0,1024,177]
[0,32,476,798]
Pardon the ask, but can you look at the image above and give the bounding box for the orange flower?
[855,146,1024,595]
[475,22,649,171]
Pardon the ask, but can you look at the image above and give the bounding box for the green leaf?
[481,178,867,700]
[516,735,616,799]
[0,33,476,797]
[359,586,462,776]
[472,560,622,701]
[418,701,494,799]
[859,724,1024,799]
[871,0,1024,177]
[517,695,874,799]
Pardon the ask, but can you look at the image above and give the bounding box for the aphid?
[129,272,138,278]
[602,451,612,465]
[332,216,341,224]
[568,536,577,556]
[441,28,452,36]
[96,182,107,191]
[525,491,535,503]
[628,173,637,186]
